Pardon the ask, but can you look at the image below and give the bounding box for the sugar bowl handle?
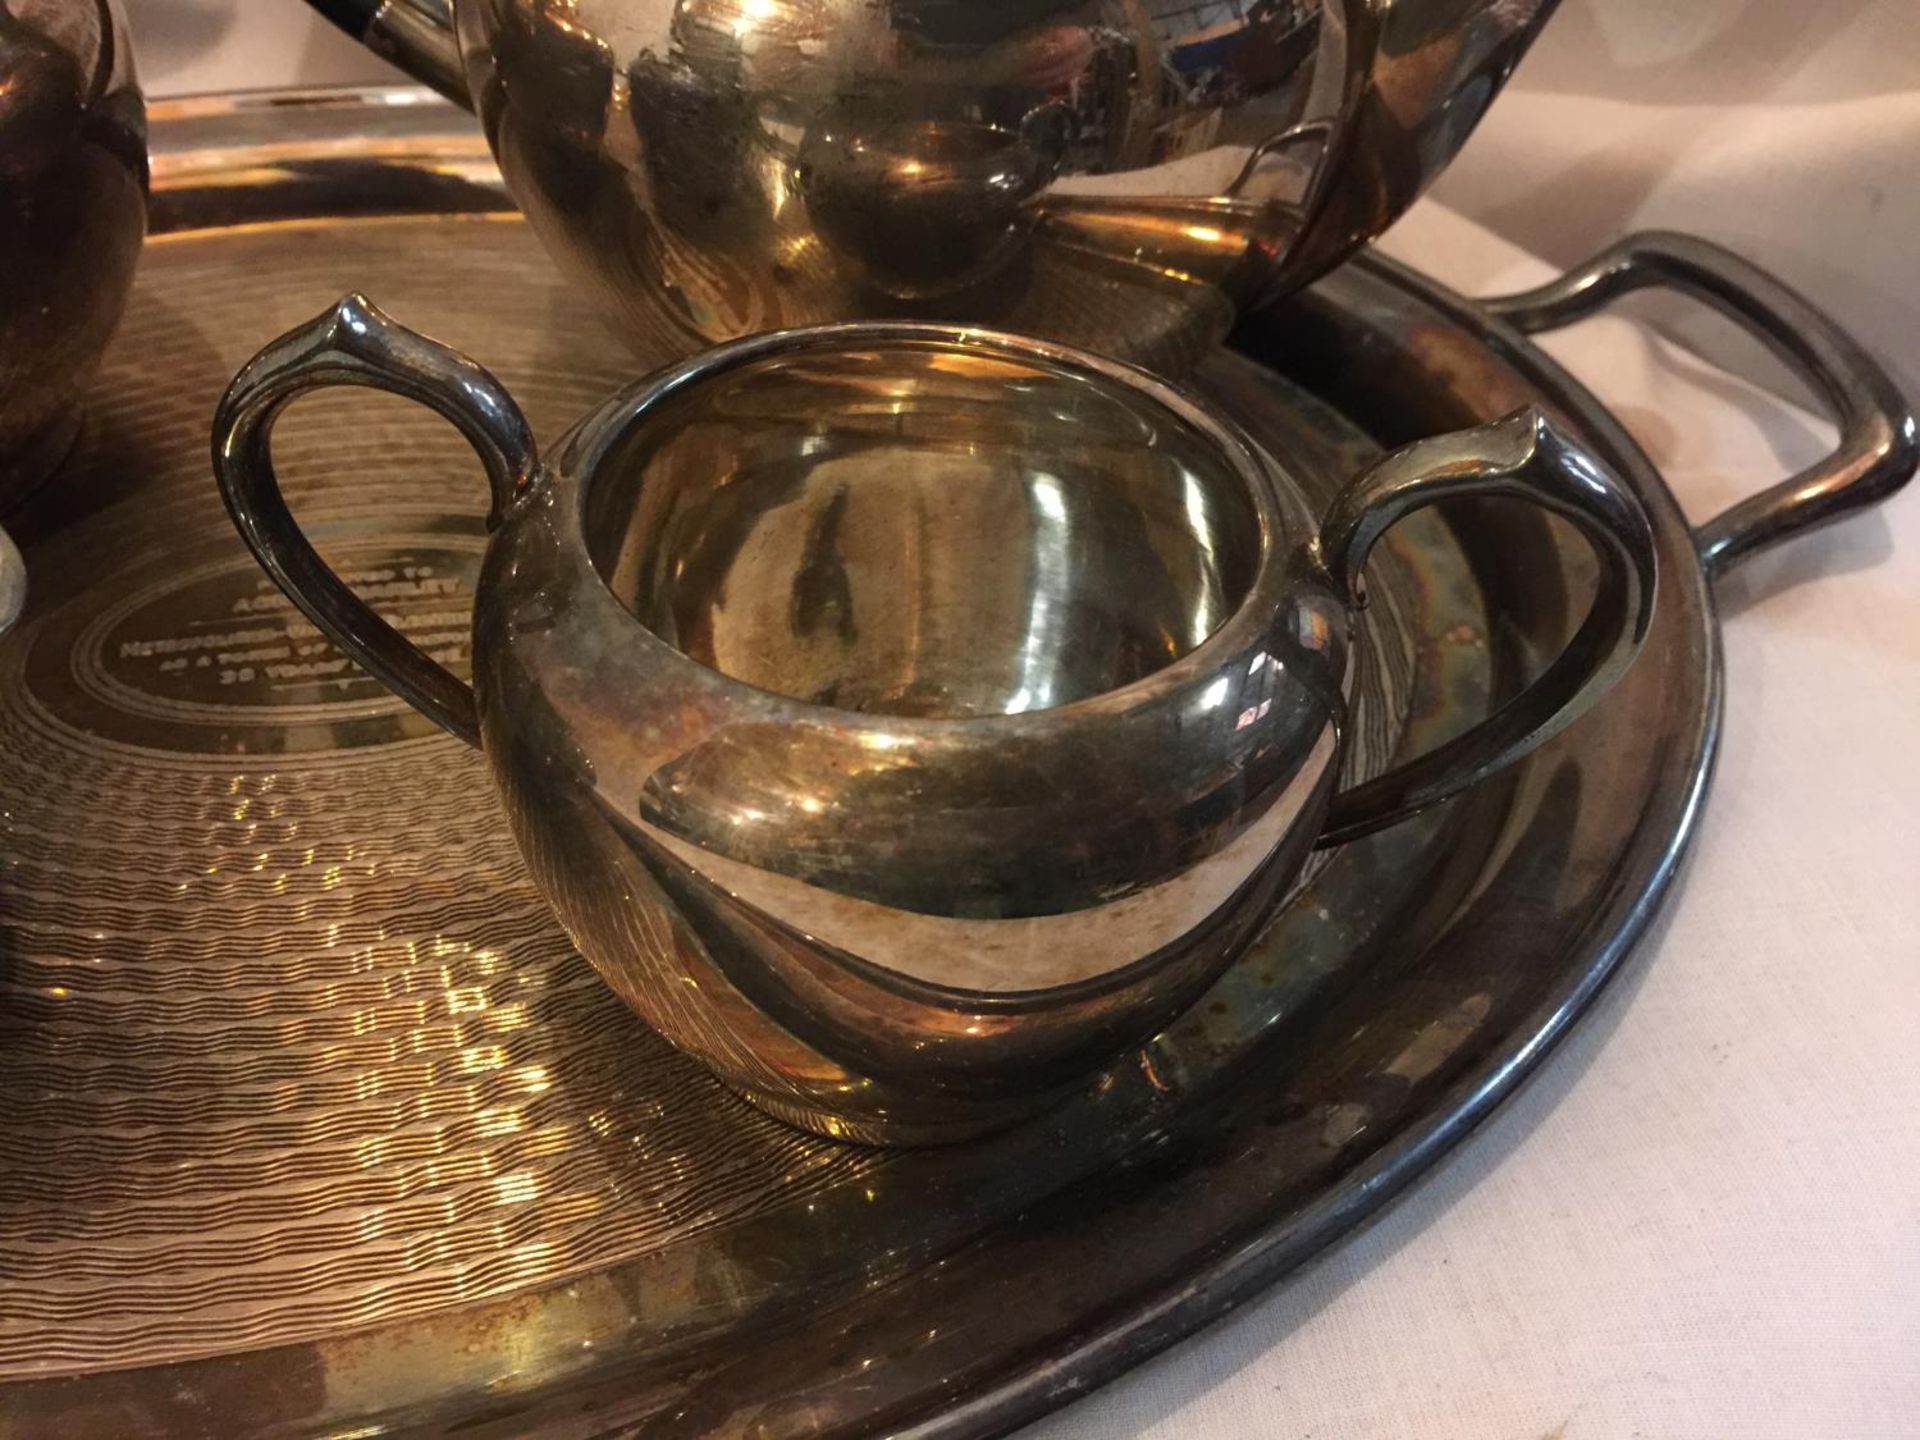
[212,295,536,748]
[1315,407,1658,847]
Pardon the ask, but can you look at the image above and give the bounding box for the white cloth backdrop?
[1430,0,1920,404]
[117,5,1920,1436]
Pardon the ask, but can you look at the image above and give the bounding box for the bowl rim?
[540,319,1327,736]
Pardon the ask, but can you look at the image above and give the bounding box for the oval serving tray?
[0,90,1909,1439]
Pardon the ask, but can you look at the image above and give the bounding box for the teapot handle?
[212,294,536,748]
[1315,407,1658,848]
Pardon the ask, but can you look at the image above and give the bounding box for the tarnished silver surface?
[214,298,1652,1142]
[0,0,146,510]
[4,89,1907,1439]
[303,0,1558,366]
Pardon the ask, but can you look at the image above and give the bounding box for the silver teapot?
[214,301,1653,1143]
[0,0,146,624]
[0,0,145,510]
[306,0,1559,368]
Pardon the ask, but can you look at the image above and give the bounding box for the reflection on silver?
[1009,471,1070,715]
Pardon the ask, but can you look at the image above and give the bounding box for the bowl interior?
[584,340,1262,718]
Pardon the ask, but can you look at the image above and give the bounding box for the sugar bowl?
[214,303,1654,1143]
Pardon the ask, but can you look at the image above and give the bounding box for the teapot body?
[320,0,1560,371]
[0,0,145,510]
[456,0,1316,370]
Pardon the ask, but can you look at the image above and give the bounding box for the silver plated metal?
[301,0,1558,367]
[0,89,1908,1439]
[213,302,1653,1144]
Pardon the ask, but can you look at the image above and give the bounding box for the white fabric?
[124,1,392,93]
[1431,0,1920,402]
[119,10,1920,1435]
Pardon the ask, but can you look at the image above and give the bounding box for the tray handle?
[1480,231,1918,579]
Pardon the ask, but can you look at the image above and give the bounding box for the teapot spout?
[307,0,468,107]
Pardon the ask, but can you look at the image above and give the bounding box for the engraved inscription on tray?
[0,222,886,1375]
[31,525,485,752]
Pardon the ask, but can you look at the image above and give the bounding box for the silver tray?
[0,90,1908,1438]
